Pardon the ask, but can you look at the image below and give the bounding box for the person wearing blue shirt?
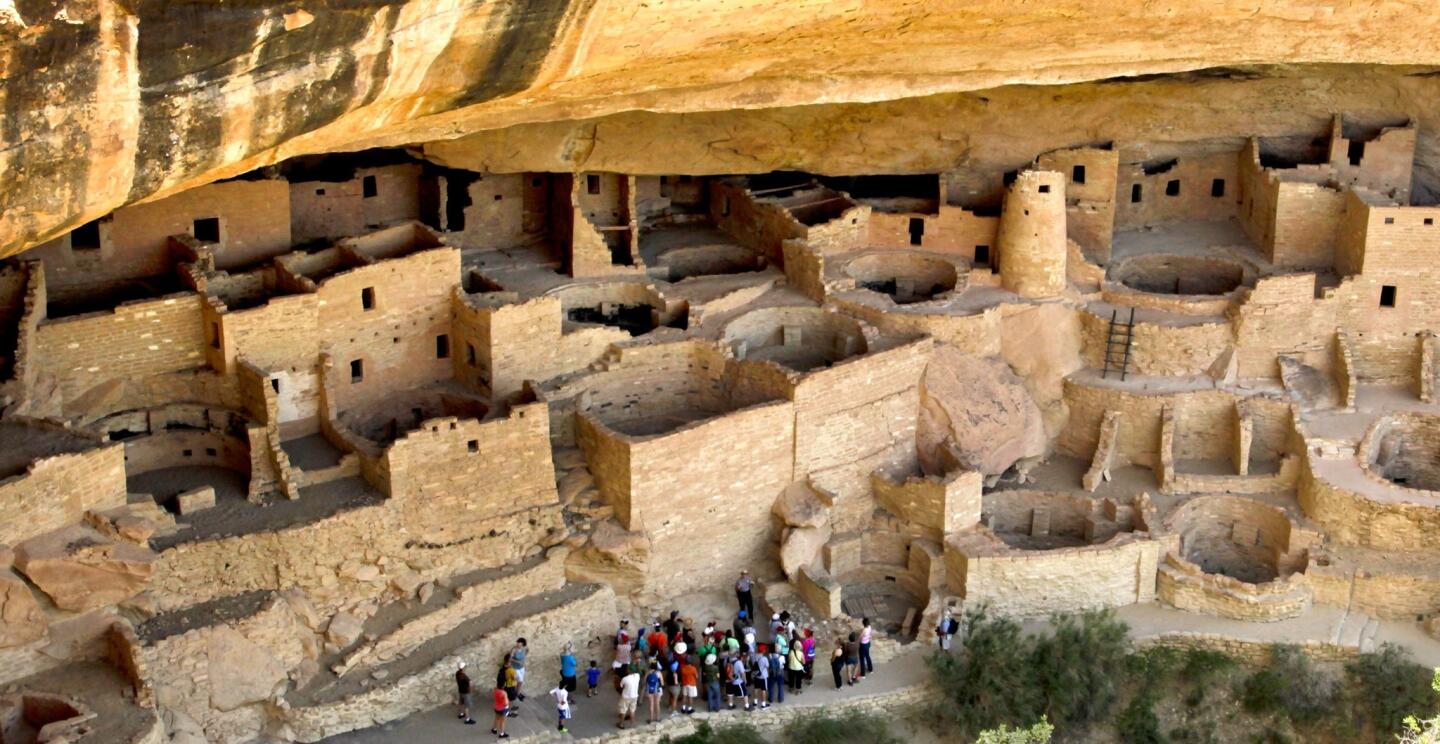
[559,642,578,695]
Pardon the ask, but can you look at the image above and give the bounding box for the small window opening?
[315,188,326,196]
[362,175,378,198]
[586,174,601,195]
[182,449,193,457]
[1072,165,1086,184]
[1131,184,1142,203]
[193,217,220,243]
[1211,179,1226,197]
[493,194,502,201]
[1425,218,1435,226]
[71,219,102,251]
[721,195,731,217]
[974,245,991,266]
[209,321,221,350]
[1038,184,1051,193]
[270,378,280,393]
[350,359,364,382]
[908,217,925,246]
[361,287,375,310]
[468,440,479,453]
[467,343,477,366]
[1347,140,1365,167]
[436,334,450,359]
[205,448,217,457]
[1165,180,1180,197]
[1385,217,1395,225]
[531,177,542,188]
[1380,285,1397,308]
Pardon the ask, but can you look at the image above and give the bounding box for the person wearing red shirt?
[491,684,511,738]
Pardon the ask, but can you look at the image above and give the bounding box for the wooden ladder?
[1102,308,1136,381]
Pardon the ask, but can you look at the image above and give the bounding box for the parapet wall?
[0,439,125,546]
[149,496,563,616]
[945,526,1171,617]
[31,294,207,409]
[382,402,558,544]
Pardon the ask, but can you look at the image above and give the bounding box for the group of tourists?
[455,637,534,738]
[452,570,897,738]
[607,569,881,730]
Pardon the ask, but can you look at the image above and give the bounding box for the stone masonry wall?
[32,294,207,406]
[382,402,559,544]
[0,441,126,546]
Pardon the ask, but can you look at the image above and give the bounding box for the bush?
[927,606,1045,735]
[1346,644,1436,742]
[783,709,900,744]
[1115,690,1165,744]
[976,716,1055,744]
[661,721,768,744]
[1030,609,1132,727]
[1239,646,1337,723]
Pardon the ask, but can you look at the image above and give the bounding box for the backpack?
[945,618,960,635]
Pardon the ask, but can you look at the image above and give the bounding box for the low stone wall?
[334,551,567,676]
[149,497,563,616]
[279,584,617,742]
[575,678,942,743]
[1156,552,1312,622]
[140,595,309,744]
[1299,456,1440,552]
[945,527,1174,617]
[1136,631,1359,665]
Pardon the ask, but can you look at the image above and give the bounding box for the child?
[491,683,510,739]
[550,684,571,734]
[587,660,602,697]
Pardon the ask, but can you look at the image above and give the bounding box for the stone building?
[3,99,1440,742]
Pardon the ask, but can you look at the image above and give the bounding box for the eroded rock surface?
[0,568,46,648]
[6,0,1440,255]
[13,525,156,612]
[917,346,1046,477]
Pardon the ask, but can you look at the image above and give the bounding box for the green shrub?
[1345,643,1436,742]
[975,716,1054,744]
[1030,608,1132,728]
[661,721,768,744]
[1181,648,1237,685]
[1240,646,1337,723]
[782,709,899,744]
[1115,690,1165,744]
[927,606,1044,735]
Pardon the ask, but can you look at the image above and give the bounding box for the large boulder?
[13,525,155,612]
[0,568,46,648]
[779,525,831,578]
[917,346,1046,477]
[772,482,829,529]
[565,520,651,596]
[1000,303,1083,438]
[207,627,289,711]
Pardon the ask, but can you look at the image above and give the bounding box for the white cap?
[458,660,466,669]
[772,613,780,621]
[705,654,716,665]
[674,642,687,655]
[744,632,754,644]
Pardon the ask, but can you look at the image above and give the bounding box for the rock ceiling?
[3,0,1440,256]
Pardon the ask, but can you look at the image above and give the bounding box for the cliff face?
[3,0,1440,256]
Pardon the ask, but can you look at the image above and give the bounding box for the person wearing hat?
[615,619,632,666]
[735,570,755,619]
[456,660,475,725]
[701,652,722,711]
